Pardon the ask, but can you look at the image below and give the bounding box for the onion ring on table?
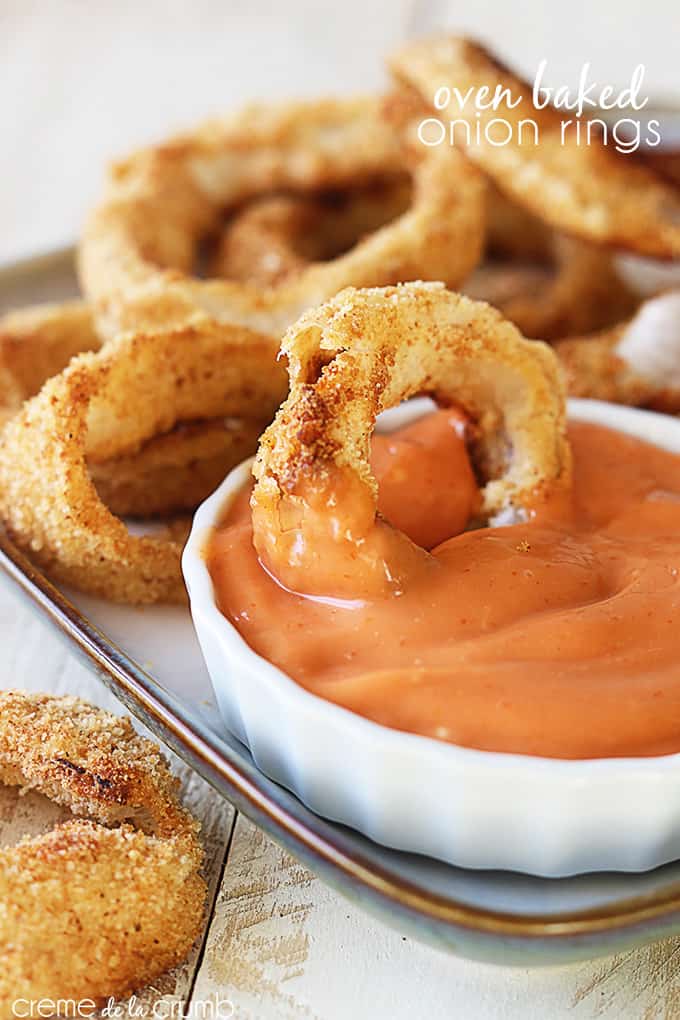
[0,301,100,426]
[251,282,570,601]
[389,37,680,259]
[79,97,485,341]
[0,322,286,603]
[555,290,680,411]
[0,690,205,1009]
[210,175,413,286]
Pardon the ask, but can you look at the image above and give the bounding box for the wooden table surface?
[3,580,680,1018]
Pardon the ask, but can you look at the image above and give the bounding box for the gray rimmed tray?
[4,248,680,965]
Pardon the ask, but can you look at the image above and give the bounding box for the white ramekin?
[183,399,680,877]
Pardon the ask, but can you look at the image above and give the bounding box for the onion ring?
[555,290,680,411]
[0,322,285,603]
[210,175,413,286]
[465,231,639,341]
[0,690,205,1008]
[251,282,570,600]
[91,416,268,517]
[79,97,485,341]
[0,301,100,426]
[390,37,680,259]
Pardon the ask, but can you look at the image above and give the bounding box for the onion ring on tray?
[0,690,205,1009]
[91,416,268,517]
[390,37,680,259]
[465,232,639,341]
[0,300,267,517]
[556,290,680,411]
[79,98,485,341]
[251,282,570,601]
[0,301,100,426]
[0,322,285,603]
[210,175,413,286]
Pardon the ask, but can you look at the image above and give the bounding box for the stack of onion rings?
[251,282,570,600]
[0,690,205,1008]
[0,322,285,603]
[3,43,679,609]
[0,301,272,519]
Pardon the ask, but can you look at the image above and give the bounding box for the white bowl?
[183,399,680,877]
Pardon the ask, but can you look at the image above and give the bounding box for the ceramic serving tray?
[5,248,680,966]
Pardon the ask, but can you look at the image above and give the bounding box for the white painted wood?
[0,579,235,1014]
[191,814,680,1020]
[5,550,680,1017]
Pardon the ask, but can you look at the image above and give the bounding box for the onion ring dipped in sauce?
[209,283,680,759]
[249,282,570,601]
[389,37,680,260]
[0,691,205,1008]
[0,321,285,604]
[79,98,485,343]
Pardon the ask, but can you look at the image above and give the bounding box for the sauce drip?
[208,411,680,759]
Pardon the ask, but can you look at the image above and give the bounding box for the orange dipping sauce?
[208,410,680,759]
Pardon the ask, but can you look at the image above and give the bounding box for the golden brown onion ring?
[0,301,100,426]
[210,175,413,286]
[465,233,639,341]
[79,98,485,341]
[91,416,268,517]
[0,690,205,1008]
[0,322,285,603]
[251,282,570,600]
[555,290,680,411]
[390,37,680,259]
[0,301,268,517]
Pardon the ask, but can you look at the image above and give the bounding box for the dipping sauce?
[208,410,680,759]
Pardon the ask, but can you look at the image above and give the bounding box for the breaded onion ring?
[465,233,639,341]
[556,290,680,411]
[0,690,205,1008]
[0,300,267,517]
[210,175,413,286]
[91,416,268,517]
[390,37,680,259]
[251,282,570,600]
[0,301,100,426]
[0,323,285,603]
[79,98,484,340]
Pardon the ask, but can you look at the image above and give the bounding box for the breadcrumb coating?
[0,691,206,1011]
[0,321,285,603]
[79,97,485,343]
[252,282,570,597]
[391,36,680,259]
